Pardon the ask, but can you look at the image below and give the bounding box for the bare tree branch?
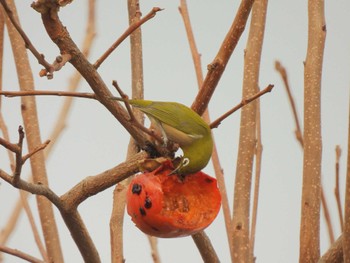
[110,1,147,261]
[275,60,337,248]
[0,0,97,249]
[60,151,148,209]
[34,1,150,151]
[93,7,162,69]
[4,0,64,260]
[19,191,49,262]
[321,188,335,244]
[210,84,273,129]
[0,0,54,78]
[0,90,97,99]
[334,145,344,231]
[250,95,263,262]
[319,235,343,262]
[232,0,267,261]
[275,61,304,147]
[0,169,62,207]
[299,0,326,261]
[191,0,255,116]
[0,245,45,263]
[191,231,220,263]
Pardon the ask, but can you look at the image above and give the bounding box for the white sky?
[0,1,349,262]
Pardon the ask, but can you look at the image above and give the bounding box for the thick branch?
[60,151,148,209]
[319,235,343,262]
[232,0,267,261]
[0,169,62,208]
[191,231,220,263]
[191,0,255,115]
[59,209,100,263]
[299,0,326,261]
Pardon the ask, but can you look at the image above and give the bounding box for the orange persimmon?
[126,161,221,238]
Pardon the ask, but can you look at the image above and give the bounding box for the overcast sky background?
[1,1,350,262]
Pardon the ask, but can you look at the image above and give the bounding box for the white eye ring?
[182,158,190,167]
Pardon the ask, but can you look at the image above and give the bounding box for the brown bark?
[191,0,255,116]
[299,0,326,262]
[231,0,267,262]
[343,98,350,262]
[3,1,64,262]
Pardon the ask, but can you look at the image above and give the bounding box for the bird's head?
[174,134,213,175]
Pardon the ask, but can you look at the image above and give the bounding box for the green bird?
[113,98,213,175]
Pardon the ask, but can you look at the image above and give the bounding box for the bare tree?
[0,1,348,263]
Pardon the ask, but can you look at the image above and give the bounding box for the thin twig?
[275,61,303,146]
[13,125,25,185]
[178,0,204,89]
[39,54,72,78]
[22,140,51,164]
[20,191,49,262]
[112,81,134,116]
[0,133,20,153]
[0,115,16,169]
[334,145,343,231]
[0,90,97,99]
[93,7,162,69]
[0,127,50,184]
[250,96,263,262]
[210,84,273,129]
[0,125,48,260]
[0,0,54,78]
[111,81,164,145]
[0,245,45,263]
[321,187,335,244]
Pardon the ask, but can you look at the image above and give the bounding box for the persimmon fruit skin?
[126,161,221,238]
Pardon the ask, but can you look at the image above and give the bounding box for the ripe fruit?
[126,160,221,238]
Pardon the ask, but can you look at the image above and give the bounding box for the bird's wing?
[130,100,209,136]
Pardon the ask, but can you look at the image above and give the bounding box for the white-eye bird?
[113,98,213,175]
